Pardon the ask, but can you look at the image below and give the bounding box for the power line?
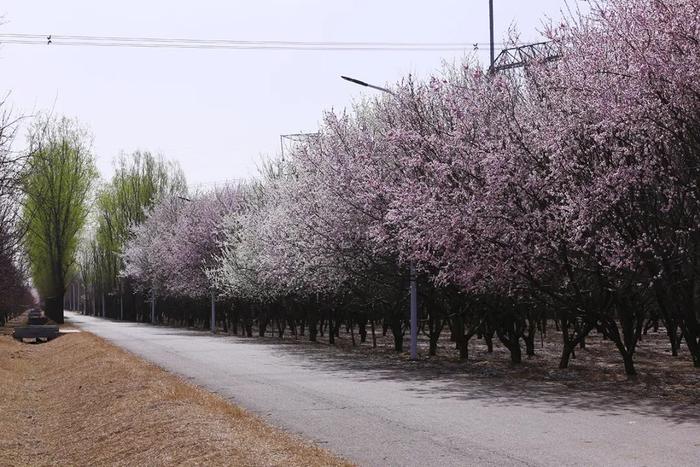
[0,32,500,47]
[0,33,507,52]
[0,40,486,51]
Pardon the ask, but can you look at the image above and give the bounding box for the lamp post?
[119,277,124,321]
[489,0,495,69]
[340,75,418,361]
[210,289,216,333]
[340,76,395,95]
[151,288,156,324]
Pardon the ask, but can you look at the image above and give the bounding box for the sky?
[0,0,578,187]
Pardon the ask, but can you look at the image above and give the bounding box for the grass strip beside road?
[0,330,351,466]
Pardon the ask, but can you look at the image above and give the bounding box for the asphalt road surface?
[66,312,700,467]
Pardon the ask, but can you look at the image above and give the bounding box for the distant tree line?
[0,99,32,325]
[75,151,186,322]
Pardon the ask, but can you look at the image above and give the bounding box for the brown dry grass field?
[0,329,351,467]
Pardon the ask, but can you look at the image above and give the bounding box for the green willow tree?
[22,116,97,323]
[81,151,186,320]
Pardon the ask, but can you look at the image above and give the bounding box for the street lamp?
[341,75,418,361]
[150,287,156,324]
[340,76,395,95]
[489,0,495,69]
[210,289,216,334]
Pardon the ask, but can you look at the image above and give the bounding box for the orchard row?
[73,0,700,375]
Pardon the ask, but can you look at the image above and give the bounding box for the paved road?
[66,312,700,466]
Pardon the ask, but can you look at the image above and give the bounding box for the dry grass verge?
[0,331,351,466]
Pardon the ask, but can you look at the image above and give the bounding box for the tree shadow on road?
[206,332,700,425]
[72,313,699,426]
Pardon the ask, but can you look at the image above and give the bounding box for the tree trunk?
[559,316,593,369]
[428,315,442,357]
[525,334,535,357]
[622,352,636,376]
[559,345,573,369]
[390,316,403,352]
[483,322,494,353]
[231,310,239,335]
[277,319,285,338]
[525,318,537,357]
[309,320,318,342]
[680,319,700,368]
[452,315,467,360]
[45,295,64,324]
[682,327,700,368]
[358,318,367,343]
[665,319,679,356]
[328,317,335,345]
[498,327,522,363]
[429,335,439,356]
[510,340,522,364]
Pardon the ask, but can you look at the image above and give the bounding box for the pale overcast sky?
[0,1,578,186]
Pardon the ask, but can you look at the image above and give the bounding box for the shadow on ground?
[72,315,700,425]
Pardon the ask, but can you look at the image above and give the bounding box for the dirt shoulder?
[0,331,350,466]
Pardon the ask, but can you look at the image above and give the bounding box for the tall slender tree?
[22,116,97,323]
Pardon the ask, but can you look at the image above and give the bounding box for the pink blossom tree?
[127,0,700,374]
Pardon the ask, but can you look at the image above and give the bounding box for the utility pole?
[409,263,418,360]
[340,75,419,361]
[151,289,156,324]
[210,290,216,333]
[489,0,495,69]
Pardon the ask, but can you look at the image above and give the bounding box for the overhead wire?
[0,33,506,51]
